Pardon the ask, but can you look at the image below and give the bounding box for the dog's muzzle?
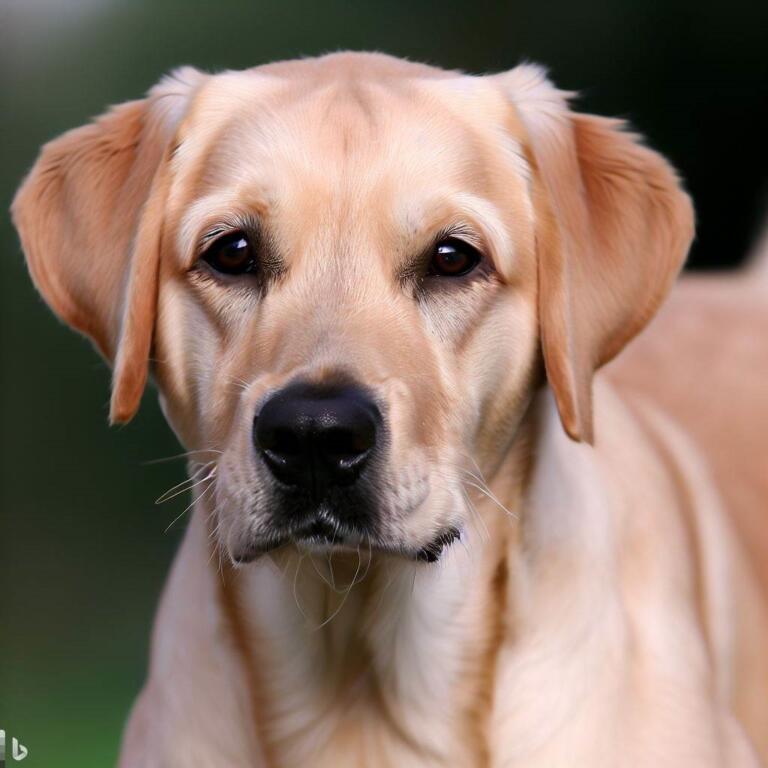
[236,379,460,565]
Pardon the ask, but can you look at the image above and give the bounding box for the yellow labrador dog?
[12,53,768,767]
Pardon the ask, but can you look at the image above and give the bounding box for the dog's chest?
[258,630,486,767]
[245,556,496,767]
[267,694,481,768]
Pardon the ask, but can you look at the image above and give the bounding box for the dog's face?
[12,53,693,564]
[153,58,540,562]
[145,57,543,562]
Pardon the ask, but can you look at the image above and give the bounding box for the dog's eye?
[201,232,255,275]
[429,239,481,277]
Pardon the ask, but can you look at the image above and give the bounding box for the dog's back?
[609,257,768,594]
[607,252,768,757]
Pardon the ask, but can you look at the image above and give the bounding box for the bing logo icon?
[0,730,28,764]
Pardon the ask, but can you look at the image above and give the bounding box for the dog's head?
[12,53,693,564]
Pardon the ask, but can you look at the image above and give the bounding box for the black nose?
[254,382,381,499]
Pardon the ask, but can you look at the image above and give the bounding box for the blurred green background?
[1,0,766,765]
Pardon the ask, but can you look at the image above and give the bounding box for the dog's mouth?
[413,526,462,562]
[233,517,462,565]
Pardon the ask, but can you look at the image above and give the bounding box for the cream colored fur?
[11,52,768,767]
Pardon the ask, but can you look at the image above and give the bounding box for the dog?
[11,52,768,767]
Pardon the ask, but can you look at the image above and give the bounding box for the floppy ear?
[498,65,694,443]
[11,67,205,424]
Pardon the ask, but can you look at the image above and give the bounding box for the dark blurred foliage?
[0,1,766,764]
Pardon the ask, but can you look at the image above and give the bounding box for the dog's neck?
[214,435,531,767]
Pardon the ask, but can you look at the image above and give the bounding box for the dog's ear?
[11,67,205,424]
[497,65,694,443]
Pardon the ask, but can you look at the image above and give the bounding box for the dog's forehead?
[166,54,535,276]
[173,55,521,210]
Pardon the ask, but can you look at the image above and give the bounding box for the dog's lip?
[234,523,463,565]
[414,526,462,563]
[233,537,286,563]
[233,518,347,563]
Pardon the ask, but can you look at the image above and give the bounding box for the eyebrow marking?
[448,193,512,262]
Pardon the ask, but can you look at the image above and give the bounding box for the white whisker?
[164,477,216,534]
[292,552,311,624]
[313,543,363,631]
[155,463,217,505]
[142,448,222,466]
[461,479,518,520]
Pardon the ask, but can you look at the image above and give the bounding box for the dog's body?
[11,53,768,766]
[123,375,768,768]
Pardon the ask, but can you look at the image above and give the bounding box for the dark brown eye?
[429,238,481,277]
[201,231,255,275]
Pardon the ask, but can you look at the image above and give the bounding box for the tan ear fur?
[11,67,205,423]
[499,65,695,442]
[108,164,170,424]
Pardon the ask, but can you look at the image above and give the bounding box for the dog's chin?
[231,519,462,566]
